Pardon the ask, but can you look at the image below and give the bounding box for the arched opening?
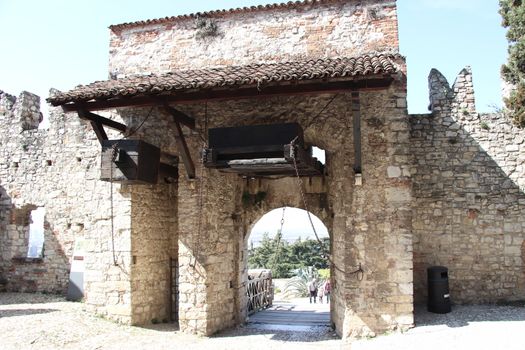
[244,206,332,327]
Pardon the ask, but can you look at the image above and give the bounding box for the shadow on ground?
[212,324,338,343]
[0,308,58,317]
[0,292,64,305]
[139,323,180,333]
[415,304,525,328]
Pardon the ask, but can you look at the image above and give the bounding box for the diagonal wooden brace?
[78,109,128,145]
[173,120,196,179]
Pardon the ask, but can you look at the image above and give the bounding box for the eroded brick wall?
[108,0,399,77]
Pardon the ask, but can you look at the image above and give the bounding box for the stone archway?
[242,204,333,325]
[233,176,334,326]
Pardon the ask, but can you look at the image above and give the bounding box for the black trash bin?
[427,266,451,313]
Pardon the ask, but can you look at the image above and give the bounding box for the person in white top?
[307,278,318,304]
[318,282,325,303]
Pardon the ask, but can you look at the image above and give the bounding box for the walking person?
[308,278,318,303]
[318,282,324,303]
[324,280,331,304]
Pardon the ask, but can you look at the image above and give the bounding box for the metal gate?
[246,270,273,315]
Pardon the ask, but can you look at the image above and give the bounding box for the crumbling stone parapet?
[11,91,43,131]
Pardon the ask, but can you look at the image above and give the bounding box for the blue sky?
[0,0,507,114]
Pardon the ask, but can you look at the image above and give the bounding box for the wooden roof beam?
[61,77,394,113]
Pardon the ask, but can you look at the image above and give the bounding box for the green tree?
[500,0,525,126]
[290,237,329,269]
[248,233,329,278]
[248,232,274,269]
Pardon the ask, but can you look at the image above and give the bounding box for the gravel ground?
[353,303,525,350]
[1,293,524,350]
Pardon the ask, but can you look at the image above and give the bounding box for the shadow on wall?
[0,185,70,294]
[0,185,11,289]
[410,67,525,305]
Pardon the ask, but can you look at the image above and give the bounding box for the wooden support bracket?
[351,92,362,174]
[163,105,196,130]
[173,121,196,179]
[78,109,128,145]
[89,121,108,145]
[78,110,128,132]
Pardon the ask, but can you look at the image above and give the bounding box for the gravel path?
[0,293,340,350]
[1,293,524,350]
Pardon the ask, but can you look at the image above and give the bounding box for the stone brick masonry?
[411,67,525,305]
[0,0,523,342]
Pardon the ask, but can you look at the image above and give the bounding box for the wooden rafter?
[78,109,127,145]
[159,105,197,179]
[62,77,393,113]
[89,121,108,145]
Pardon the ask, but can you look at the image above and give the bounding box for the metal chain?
[289,138,364,280]
[109,142,119,266]
[279,207,286,233]
[192,102,209,268]
[107,107,154,267]
[304,93,340,130]
[270,207,286,270]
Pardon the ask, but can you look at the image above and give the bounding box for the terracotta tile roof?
[47,54,401,106]
[109,0,383,31]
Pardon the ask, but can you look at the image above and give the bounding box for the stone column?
[130,184,177,325]
[341,80,413,338]
[177,161,239,335]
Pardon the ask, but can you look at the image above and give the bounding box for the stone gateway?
[0,0,524,340]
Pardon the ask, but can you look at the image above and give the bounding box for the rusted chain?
[289,138,364,280]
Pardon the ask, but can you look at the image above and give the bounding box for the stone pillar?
[177,164,239,335]
[83,184,134,324]
[130,184,177,325]
[341,79,413,338]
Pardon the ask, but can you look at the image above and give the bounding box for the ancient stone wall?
[410,68,525,304]
[1,0,414,339]
[0,90,163,325]
[108,0,399,77]
[0,90,96,293]
[102,0,410,338]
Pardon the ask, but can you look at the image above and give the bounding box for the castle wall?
[410,68,525,305]
[0,92,143,323]
[102,0,411,338]
[0,90,100,294]
[1,0,417,339]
